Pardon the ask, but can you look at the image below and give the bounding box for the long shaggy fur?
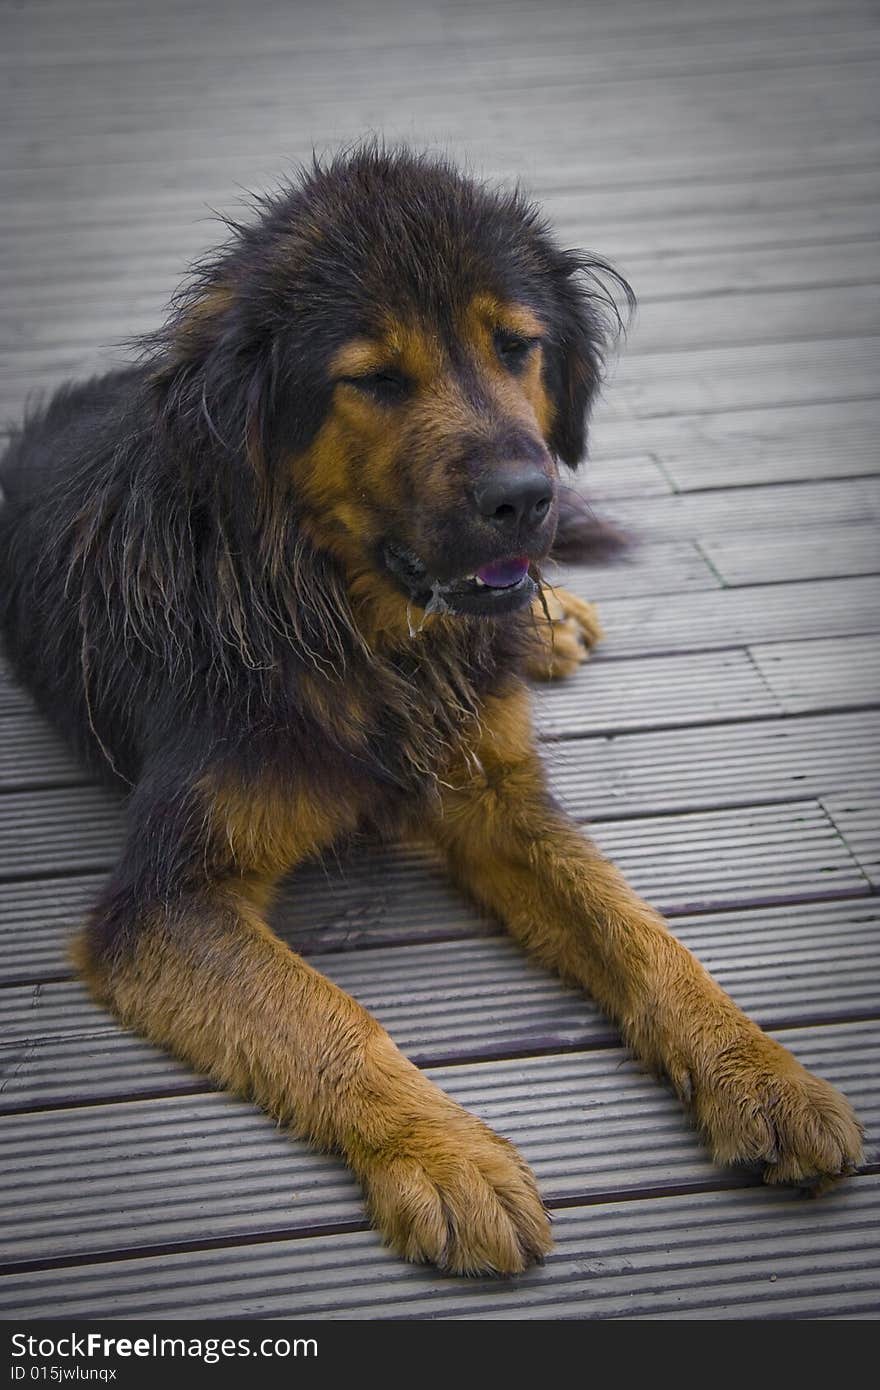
[0,145,630,792]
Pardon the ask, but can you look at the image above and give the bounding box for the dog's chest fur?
[289,614,522,809]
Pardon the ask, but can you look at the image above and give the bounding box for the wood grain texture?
[3,1175,878,1320]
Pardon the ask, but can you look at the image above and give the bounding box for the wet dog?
[0,146,862,1274]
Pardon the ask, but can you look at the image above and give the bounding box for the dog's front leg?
[430,685,864,1188]
[73,763,551,1275]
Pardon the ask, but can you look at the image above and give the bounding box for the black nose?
[474,468,553,534]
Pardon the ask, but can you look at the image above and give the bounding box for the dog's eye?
[339,369,409,403]
[493,330,540,371]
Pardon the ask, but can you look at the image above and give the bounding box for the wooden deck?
[1,0,879,1319]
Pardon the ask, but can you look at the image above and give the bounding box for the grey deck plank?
[544,163,880,236]
[8,153,878,246]
[3,1176,876,1321]
[2,645,762,791]
[0,674,28,718]
[700,524,880,585]
[11,285,875,423]
[548,710,880,817]
[5,226,878,329]
[2,894,878,1110]
[573,479,880,543]
[2,53,877,194]
[592,802,870,906]
[5,43,877,151]
[594,577,880,654]
[0,1021,874,1268]
[538,636,878,734]
[0,874,108,983]
[613,237,880,302]
[0,803,871,984]
[751,636,880,712]
[0,785,125,880]
[0,715,85,792]
[593,398,880,490]
[574,454,672,499]
[550,542,720,600]
[3,1,874,79]
[626,285,880,354]
[823,794,880,889]
[554,201,880,266]
[2,123,875,212]
[533,648,779,736]
[608,338,880,418]
[9,332,880,429]
[4,162,877,249]
[9,157,871,247]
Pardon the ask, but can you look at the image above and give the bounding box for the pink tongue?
[476,557,530,589]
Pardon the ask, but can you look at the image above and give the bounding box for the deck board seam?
[2,1166,879,1282]
[3,1007,877,1113]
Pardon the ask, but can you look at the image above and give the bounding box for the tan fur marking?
[199,769,361,877]
[387,318,444,385]
[463,294,555,439]
[330,338,391,380]
[171,284,235,358]
[521,349,555,439]
[525,585,604,680]
[468,294,546,343]
[330,320,444,389]
[185,283,235,323]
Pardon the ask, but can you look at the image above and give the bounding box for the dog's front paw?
[357,1110,552,1275]
[693,1033,864,1192]
[526,587,604,681]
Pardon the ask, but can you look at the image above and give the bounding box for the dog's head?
[156,146,631,619]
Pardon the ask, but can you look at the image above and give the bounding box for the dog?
[0,146,863,1276]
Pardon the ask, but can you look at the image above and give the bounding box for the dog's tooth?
[474,575,486,586]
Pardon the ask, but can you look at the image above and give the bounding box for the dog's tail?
[550,486,630,565]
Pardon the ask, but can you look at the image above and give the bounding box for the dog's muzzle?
[382,541,538,617]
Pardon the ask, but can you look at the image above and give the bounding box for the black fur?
[0,145,632,855]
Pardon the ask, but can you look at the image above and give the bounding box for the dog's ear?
[545,251,634,468]
[149,279,327,487]
[149,284,276,478]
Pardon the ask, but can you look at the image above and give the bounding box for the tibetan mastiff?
[0,146,862,1274]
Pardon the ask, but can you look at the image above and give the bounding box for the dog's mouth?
[382,541,537,617]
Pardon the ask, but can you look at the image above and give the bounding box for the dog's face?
[308,292,560,617]
[161,148,625,619]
